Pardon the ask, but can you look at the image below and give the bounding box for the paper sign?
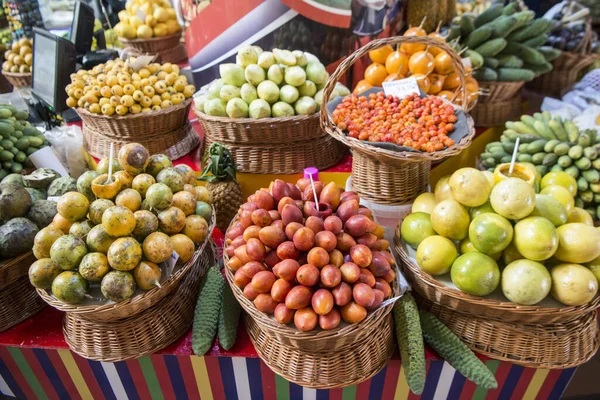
[28,147,69,177]
[129,55,154,71]
[136,8,146,22]
[165,250,179,276]
[382,76,420,99]
[462,57,472,68]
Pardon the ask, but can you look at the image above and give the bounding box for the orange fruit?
[412,74,431,93]
[364,63,388,86]
[434,51,454,75]
[438,90,457,101]
[443,71,461,90]
[408,51,435,75]
[465,76,479,93]
[369,45,394,64]
[384,72,404,82]
[400,28,427,54]
[429,74,445,94]
[428,32,445,56]
[385,50,409,75]
[353,79,373,94]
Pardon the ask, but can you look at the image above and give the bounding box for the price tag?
[129,55,154,71]
[27,147,69,177]
[462,57,472,68]
[382,76,420,99]
[47,196,61,202]
[165,250,179,276]
[136,8,146,22]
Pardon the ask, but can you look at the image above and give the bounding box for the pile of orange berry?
[332,92,457,152]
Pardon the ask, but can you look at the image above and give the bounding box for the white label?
[136,8,146,22]
[382,76,420,98]
[165,250,179,276]
[28,147,69,177]
[462,57,472,68]
[129,55,154,71]
[47,196,61,202]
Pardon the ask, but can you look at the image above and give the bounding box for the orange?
[412,74,431,93]
[400,27,427,54]
[429,74,445,94]
[385,50,409,75]
[434,51,454,75]
[353,79,373,94]
[438,90,456,101]
[364,63,388,86]
[408,51,435,75]
[465,76,479,93]
[428,32,445,56]
[384,72,404,82]
[442,71,461,90]
[369,45,394,64]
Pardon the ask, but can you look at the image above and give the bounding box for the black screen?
[71,1,95,55]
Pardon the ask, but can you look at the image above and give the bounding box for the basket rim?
[0,251,33,271]
[76,98,191,121]
[194,108,320,125]
[394,222,600,317]
[224,217,399,341]
[1,71,31,77]
[118,33,182,44]
[36,205,215,315]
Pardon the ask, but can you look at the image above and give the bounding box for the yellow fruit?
[554,223,600,264]
[137,24,153,39]
[490,178,536,220]
[540,185,574,214]
[585,255,600,283]
[412,192,436,214]
[469,213,513,255]
[129,16,143,30]
[502,260,551,305]
[57,192,89,222]
[118,10,130,23]
[401,212,436,248]
[166,19,181,35]
[430,199,470,241]
[541,171,577,196]
[567,207,594,225]
[170,234,195,263]
[513,216,558,261]
[493,162,539,188]
[449,167,491,207]
[482,171,495,188]
[153,23,168,37]
[550,263,598,306]
[119,22,136,39]
[434,175,455,202]
[145,15,157,28]
[369,45,394,64]
[154,7,170,22]
[408,51,434,75]
[416,235,457,275]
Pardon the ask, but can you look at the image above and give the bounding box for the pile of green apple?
[193,46,350,119]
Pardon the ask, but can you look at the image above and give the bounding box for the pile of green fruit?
[446,1,560,82]
[28,143,214,305]
[481,111,600,219]
[0,104,49,178]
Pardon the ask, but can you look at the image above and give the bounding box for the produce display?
[401,165,600,306]
[332,92,458,151]
[544,2,600,53]
[357,26,480,107]
[28,143,213,305]
[114,0,182,40]
[0,29,12,50]
[405,0,455,32]
[456,0,493,17]
[3,0,43,41]
[64,58,195,115]
[0,105,49,177]
[2,37,32,74]
[445,2,559,82]
[225,179,397,331]
[481,112,600,219]
[194,46,348,118]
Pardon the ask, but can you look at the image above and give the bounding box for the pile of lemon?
[114,0,181,40]
[2,38,33,74]
[65,58,196,116]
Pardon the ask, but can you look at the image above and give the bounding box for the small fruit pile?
[401,166,600,306]
[0,105,48,177]
[445,2,560,82]
[0,29,13,50]
[456,0,493,17]
[28,143,213,305]
[65,58,195,115]
[0,168,65,259]
[357,26,480,107]
[114,0,181,40]
[332,92,457,152]
[194,46,346,118]
[225,179,396,331]
[545,2,600,54]
[481,112,600,219]
[2,37,32,74]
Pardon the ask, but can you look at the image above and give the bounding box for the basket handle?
[320,35,469,132]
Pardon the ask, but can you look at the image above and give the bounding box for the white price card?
[165,250,179,276]
[382,76,420,99]
[47,196,61,202]
[462,57,472,68]
[28,147,69,177]
[136,8,146,22]
[129,55,154,71]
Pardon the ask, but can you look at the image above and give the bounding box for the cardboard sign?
[382,76,420,99]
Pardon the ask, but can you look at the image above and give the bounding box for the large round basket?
[37,208,215,322]
[471,95,523,127]
[417,295,599,369]
[320,36,476,205]
[119,34,187,64]
[223,219,398,388]
[194,109,345,174]
[393,221,600,325]
[63,240,217,361]
[0,252,46,332]
[78,99,200,160]
[2,71,31,88]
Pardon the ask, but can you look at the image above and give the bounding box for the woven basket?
[527,52,600,97]
[119,34,187,63]
[320,36,476,205]
[418,296,599,369]
[203,134,345,175]
[471,95,523,127]
[83,119,200,160]
[0,73,13,93]
[37,208,215,322]
[0,252,46,332]
[394,222,600,325]
[224,219,398,388]
[478,81,525,103]
[2,71,31,88]
[63,240,217,361]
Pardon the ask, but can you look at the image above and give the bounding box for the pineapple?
[199,143,243,233]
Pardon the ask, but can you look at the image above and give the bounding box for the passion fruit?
[133,261,162,290]
[51,213,73,234]
[554,223,600,264]
[102,206,136,237]
[194,186,212,203]
[96,157,121,174]
[170,234,195,263]
[174,164,196,185]
[132,173,156,197]
[28,258,61,289]
[540,185,574,214]
[158,207,186,234]
[88,199,115,225]
[145,183,173,210]
[529,194,568,227]
[157,167,185,193]
[69,220,94,237]
[171,191,196,216]
[513,217,558,261]
[430,199,470,240]
[76,170,100,201]
[502,259,551,305]
[567,207,594,225]
[551,263,598,306]
[101,271,136,302]
[490,177,535,220]
[434,175,455,202]
[411,192,436,214]
[449,167,491,207]
[541,171,577,196]
[451,252,500,296]
[52,271,88,304]
[468,213,513,255]
[142,232,173,263]
[107,237,142,271]
[401,212,436,248]
[131,210,159,242]
[91,174,122,199]
[195,201,212,221]
[118,143,149,175]
[183,215,209,244]
[86,225,116,253]
[50,234,87,270]
[33,225,64,259]
[114,170,134,189]
[115,188,142,212]
[57,192,89,222]
[79,252,111,281]
[145,154,172,177]
[416,235,457,275]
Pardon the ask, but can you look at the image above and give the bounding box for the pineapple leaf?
[199,143,238,183]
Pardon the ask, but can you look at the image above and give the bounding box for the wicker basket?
[471,95,523,127]
[119,34,187,64]
[224,218,398,388]
[418,296,599,369]
[37,209,215,322]
[320,36,476,205]
[0,252,46,332]
[2,71,31,88]
[478,81,525,103]
[394,222,600,325]
[63,240,217,361]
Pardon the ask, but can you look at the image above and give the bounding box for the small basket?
[418,296,599,369]
[320,36,476,205]
[471,95,523,127]
[0,252,46,332]
[37,209,215,322]
[63,241,217,361]
[119,34,187,64]
[394,222,600,325]
[478,81,525,103]
[527,52,600,97]
[2,71,31,88]
[224,218,398,388]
